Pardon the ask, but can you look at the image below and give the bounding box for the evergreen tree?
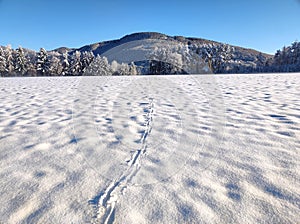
[49,55,63,76]
[14,46,27,75]
[84,55,112,76]
[36,48,50,76]
[26,54,37,76]
[81,51,95,73]
[272,41,300,72]
[61,52,69,76]
[5,45,14,76]
[69,51,82,75]
[0,47,6,76]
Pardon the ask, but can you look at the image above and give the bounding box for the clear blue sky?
[0,0,299,54]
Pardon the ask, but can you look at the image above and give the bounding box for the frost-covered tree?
[116,62,130,76]
[81,51,94,73]
[84,55,112,76]
[61,52,69,76]
[36,48,50,76]
[147,44,193,74]
[148,47,173,74]
[85,57,136,76]
[26,53,37,76]
[271,41,300,72]
[129,62,137,75]
[69,51,82,75]
[14,46,27,75]
[110,60,119,74]
[49,55,63,76]
[0,47,7,76]
[200,43,234,73]
[4,45,14,76]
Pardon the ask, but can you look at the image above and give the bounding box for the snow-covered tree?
[271,41,300,72]
[148,47,169,74]
[129,62,137,75]
[0,47,6,76]
[81,51,94,73]
[5,45,14,76]
[84,55,112,76]
[36,48,50,76]
[49,55,63,76]
[199,43,234,73]
[61,52,69,76]
[14,46,27,75]
[117,63,130,76]
[26,54,37,76]
[69,51,83,75]
[147,44,192,74]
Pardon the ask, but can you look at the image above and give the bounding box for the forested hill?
[0,32,299,76]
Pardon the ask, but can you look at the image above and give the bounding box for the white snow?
[0,74,299,223]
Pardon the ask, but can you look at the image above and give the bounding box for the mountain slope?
[65,32,269,58]
[63,32,272,74]
[1,32,276,76]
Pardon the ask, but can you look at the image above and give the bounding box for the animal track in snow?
[92,98,154,224]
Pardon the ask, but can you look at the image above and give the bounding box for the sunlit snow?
[0,74,299,223]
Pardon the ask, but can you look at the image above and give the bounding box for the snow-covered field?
[0,74,299,223]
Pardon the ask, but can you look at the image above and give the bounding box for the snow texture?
[0,74,299,223]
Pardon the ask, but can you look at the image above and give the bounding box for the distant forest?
[0,41,299,77]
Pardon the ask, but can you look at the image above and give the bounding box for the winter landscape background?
[1,32,300,77]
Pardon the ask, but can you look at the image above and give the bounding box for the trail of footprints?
[92,98,154,224]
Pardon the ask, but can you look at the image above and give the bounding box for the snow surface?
[0,74,299,223]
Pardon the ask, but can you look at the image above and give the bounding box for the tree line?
[0,40,299,77]
[0,46,138,77]
[269,41,300,72]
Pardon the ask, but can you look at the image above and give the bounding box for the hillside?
[67,32,272,74]
[2,32,300,76]
[68,32,270,58]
